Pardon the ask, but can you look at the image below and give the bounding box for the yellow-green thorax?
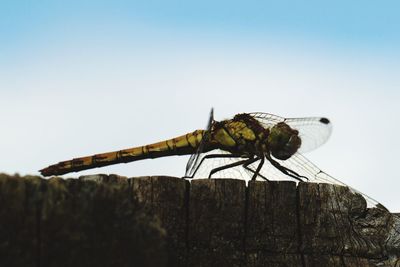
[208,113,301,160]
[208,113,270,157]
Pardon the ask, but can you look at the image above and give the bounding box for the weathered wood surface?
[0,173,399,267]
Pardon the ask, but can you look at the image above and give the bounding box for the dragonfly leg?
[265,154,309,182]
[242,156,266,181]
[187,153,243,178]
[243,165,269,181]
[285,167,309,181]
[208,157,257,179]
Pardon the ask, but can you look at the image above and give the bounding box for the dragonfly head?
[268,122,301,160]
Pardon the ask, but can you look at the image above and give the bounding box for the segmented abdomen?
[40,130,205,176]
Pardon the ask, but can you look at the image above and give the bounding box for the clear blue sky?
[1,1,399,210]
[1,0,400,57]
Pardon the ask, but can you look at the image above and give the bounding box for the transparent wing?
[190,149,304,183]
[185,108,214,177]
[249,112,332,153]
[246,153,384,209]
[185,111,385,210]
[189,150,252,179]
[189,148,385,210]
[285,117,332,153]
[248,112,286,126]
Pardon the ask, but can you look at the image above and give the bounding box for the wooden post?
[0,173,398,267]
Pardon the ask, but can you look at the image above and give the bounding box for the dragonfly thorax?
[267,122,301,160]
[210,113,271,157]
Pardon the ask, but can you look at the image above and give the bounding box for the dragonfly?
[39,109,385,210]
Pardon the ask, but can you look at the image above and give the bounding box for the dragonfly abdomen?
[40,130,205,176]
